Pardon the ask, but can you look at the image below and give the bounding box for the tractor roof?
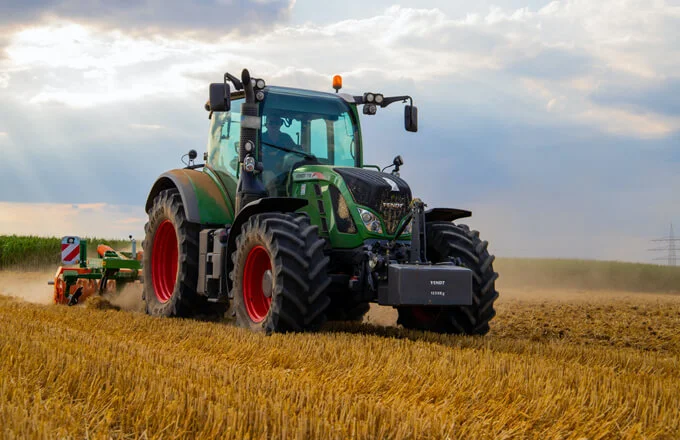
[230,86,355,104]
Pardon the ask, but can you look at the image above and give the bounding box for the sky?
[0,0,678,263]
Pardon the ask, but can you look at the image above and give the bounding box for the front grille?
[378,193,411,234]
[334,167,411,234]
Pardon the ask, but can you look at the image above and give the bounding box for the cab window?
[310,119,329,160]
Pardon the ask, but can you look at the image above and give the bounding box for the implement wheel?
[397,222,499,335]
[231,213,331,333]
[143,189,227,319]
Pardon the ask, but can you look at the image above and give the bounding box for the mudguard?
[146,169,234,225]
[424,208,471,223]
[225,197,308,292]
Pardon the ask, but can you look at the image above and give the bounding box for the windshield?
[260,87,359,169]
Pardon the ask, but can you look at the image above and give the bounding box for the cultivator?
[50,236,142,305]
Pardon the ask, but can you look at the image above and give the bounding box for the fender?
[424,208,472,223]
[225,197,308,292]
[145,169,234,225]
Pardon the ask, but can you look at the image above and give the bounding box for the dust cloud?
[103,283,145,312]
[0,270,55,304]
[0,270,145,312]
[88,282,144,312]
[365,305,397,327]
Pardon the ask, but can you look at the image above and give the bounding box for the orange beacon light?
[332,75,342,92]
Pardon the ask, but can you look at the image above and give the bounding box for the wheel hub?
[262,270,273,298]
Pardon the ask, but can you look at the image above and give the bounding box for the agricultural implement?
[50,236,142,305]
[142,69,500,334]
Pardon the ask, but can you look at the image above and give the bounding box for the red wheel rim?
[243,245,272,323]
[151,220,178,303]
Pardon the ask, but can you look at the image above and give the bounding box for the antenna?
[649,223,680,266]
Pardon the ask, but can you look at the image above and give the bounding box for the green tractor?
[143,69,499,334]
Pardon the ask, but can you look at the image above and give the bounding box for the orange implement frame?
[53,267,101,305]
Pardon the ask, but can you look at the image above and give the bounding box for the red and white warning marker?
[61,236,81,265]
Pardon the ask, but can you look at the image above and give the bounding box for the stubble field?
[0,270,679,439]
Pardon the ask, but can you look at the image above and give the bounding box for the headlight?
[374,94,384,105]
[357,208,383,234]
[244,156,256,172]
[363,104,377,115]
[365,93,375,103]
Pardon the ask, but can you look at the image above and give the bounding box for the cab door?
[205,98,244,207]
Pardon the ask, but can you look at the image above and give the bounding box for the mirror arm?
[351,95,412,107]
[380,95,412,108]
[224,72,243,90]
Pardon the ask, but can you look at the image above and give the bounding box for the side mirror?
[209,83,231,112]
[404,105,418,132]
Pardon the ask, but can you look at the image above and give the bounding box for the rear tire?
[143,189,226,319]
[231,213,331,333]
[397,222,499,335]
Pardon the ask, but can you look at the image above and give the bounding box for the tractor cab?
[206,86,362,198]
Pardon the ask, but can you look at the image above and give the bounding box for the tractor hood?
[333,167,412,235]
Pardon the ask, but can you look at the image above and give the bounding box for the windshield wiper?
[261,141,317,161]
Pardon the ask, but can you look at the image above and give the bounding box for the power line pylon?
[649,223,680,266]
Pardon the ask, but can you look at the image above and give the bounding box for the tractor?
[143,69,499,334]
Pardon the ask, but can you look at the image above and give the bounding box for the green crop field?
[0,235,133,269]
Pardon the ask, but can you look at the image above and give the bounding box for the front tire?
[397,222,499,335]
[231,213,331,333]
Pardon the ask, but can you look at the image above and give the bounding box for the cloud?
[2,2,679,139]
[591,77,680,117]
[0,1,294,36]
[506,48,595,80]
[0,93,205,208]
[71,203,107,212]
[117,217,147,225]
[130,124,166,130]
